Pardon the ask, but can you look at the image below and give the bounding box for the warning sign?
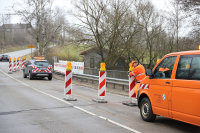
[27,45,35,48]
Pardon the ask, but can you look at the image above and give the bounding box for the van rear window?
[176,55,200,80]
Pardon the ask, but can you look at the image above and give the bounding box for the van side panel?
[172,80,200,126]
[142,77,172,118]
[172,110,200,126]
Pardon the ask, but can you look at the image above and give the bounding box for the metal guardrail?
[54,71,129,90]
[84,67,129,79]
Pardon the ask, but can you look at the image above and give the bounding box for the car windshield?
[34,61,49,67]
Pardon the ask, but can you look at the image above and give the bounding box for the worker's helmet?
[131,60,135,64]
[131,60,138,66]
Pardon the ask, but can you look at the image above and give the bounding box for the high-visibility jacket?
[130,64,146,82]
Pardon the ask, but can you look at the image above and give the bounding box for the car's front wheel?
[23,71,27,78]
[29,72,33,80]
[140,97,156,122]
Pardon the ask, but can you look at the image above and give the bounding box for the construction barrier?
[13,57,16,72]
[17,57,20,71]
[8,58,12,74]
[122,62,137,106]
[54,60,84,74]
[93,62,107,103]
[63,62,77,101]
[129,76,137,98]
[22,57,26,69]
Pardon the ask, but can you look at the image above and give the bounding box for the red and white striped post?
[93,62,107,103]
[122,62,137,106]
[13,57,16,72]
[21,57,26,69]
[129,76,136,99]
[98,71,106,99]
[63,62,77,101]
[8,57,12,74]
[17,57,20,71]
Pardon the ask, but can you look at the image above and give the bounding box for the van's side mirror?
[146,69,154,79]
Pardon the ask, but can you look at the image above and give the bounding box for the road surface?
[1,48,36,58]
[0,49,199,133]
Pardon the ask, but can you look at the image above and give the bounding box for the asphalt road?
[0,50,199,133]
[1,48,36,58]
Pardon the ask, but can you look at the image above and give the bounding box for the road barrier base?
[92,98,107,103]
[122,101,137,106]
[8,72,12,74]
[63,96,77,101]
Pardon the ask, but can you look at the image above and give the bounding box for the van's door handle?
[165,82,170,84]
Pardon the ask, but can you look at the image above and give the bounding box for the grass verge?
[46,44,92,61]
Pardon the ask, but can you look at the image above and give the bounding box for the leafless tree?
[74,0,146,68]
[0,14,10,53]
[135,0,165,67]
[74,0,108,62]
[14,0,62,56]
[73,0,196,69]
[176,0,200,44]
[166,0,188,51]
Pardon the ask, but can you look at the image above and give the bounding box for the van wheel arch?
[140,97,156,122]
[138,93,150,108]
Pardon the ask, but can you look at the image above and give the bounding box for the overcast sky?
[0,0,172,22]
[0,0,171,13]
[1,0,189,36]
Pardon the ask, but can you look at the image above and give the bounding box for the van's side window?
[153,56,177,79]
[176,55,200,80]
[190,56,200,80]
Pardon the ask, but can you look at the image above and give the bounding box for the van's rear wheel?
[140,97,156,122]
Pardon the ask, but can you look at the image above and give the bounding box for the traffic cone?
[8,57,12,74]
[63,62,77,101]
[92,62,107,103]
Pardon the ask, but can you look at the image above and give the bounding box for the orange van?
[137,50,200,126]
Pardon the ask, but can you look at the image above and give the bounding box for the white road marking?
[74,106,96,116]
[107,119,141,133]
[0,69,141,133]
[98,116,107,120]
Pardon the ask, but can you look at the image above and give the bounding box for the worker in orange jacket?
[129,61,146,97]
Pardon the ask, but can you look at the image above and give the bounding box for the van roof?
[166,50,200,56]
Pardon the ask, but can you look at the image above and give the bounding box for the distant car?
[0,54,9,62]
[23,57,52,80]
